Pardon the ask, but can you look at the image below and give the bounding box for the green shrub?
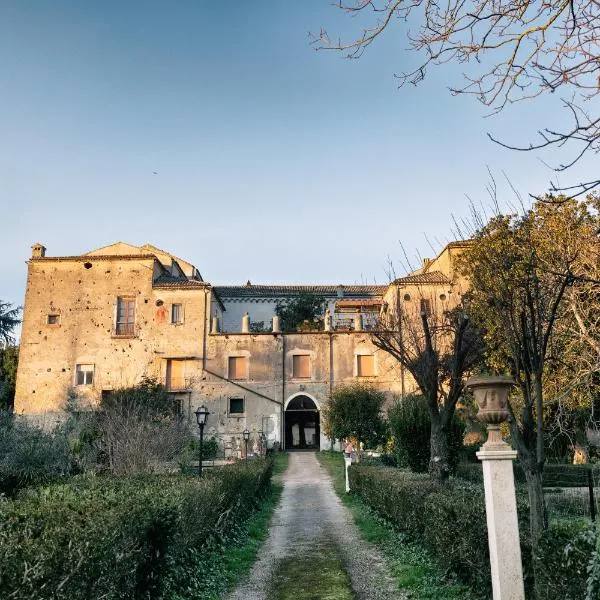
[534,520,598,600]
[348,464,533,597]
[388,395,465,473]
[0,459,272,599]
[0,412,71,495]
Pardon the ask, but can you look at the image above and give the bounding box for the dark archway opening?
[284,395,320,450]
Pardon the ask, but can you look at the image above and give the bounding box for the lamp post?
[243,428,250,460]
[194,405,210,478]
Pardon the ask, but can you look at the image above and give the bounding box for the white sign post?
[344,455,352,492]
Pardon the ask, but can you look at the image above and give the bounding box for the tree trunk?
[429,421,451,483]
[523,463,547,547]
[523,463,547,599]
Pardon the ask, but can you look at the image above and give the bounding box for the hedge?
[534,520,599,600]
[349,465,533,597]
[0,459,272,599]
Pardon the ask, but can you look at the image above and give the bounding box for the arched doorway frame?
[284,392,321,450]
[284,391,320,411]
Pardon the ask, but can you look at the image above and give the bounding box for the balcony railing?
[115,322,135,336]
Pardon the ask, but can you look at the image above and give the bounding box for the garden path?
[226,451,406,600]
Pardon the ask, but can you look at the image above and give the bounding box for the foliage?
[275,293,326,332]
[348,464,534,596]
[389,394,465,473]
[534,520,598,600]
[460,197,600,546]
[0,301,21,348]
[0,345,18,411]
[318,452,479,599]
[83,377,191,475]
[316,2,600,194]
[0,459,272,600]
[0,412,71,495]
[324,383,388,453]
[373,297,484,482]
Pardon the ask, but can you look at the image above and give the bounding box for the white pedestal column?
[477,426,525,600]
[344,455,352,492]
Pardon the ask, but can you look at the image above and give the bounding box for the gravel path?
[226,452,406,600]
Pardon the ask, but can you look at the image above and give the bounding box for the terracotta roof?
[392,271,451,285]
[214,284,386,299]
[153,274,209,288]
[30,254,157,262]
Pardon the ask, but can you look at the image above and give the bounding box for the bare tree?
[373,288,483,482]
[314,1,600,194]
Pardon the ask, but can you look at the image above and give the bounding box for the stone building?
[14,241,467,453]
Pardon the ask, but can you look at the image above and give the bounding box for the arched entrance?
[284,394,320,450]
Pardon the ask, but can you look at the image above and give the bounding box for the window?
[292,355,310,379]
[47,314,59,325]
[357,355,375,377]
[76,364,94,386]
[166,359,187,390]
[228,356,248,380]
[171,303,183,324]
[116,297,135,335]
[229,397,244,414]
[420,298,432,316]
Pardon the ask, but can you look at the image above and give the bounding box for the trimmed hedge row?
[0,459,272,599]
[348,465,598,598]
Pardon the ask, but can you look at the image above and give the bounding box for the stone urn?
[466,375,514,425]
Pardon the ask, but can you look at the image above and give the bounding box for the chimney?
[31,243,46,259]
[354,313,363,332]
[242,312,250,333]
[210,316,220,334]
[272,315,281,333]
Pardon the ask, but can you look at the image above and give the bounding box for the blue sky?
[1,1,595,314]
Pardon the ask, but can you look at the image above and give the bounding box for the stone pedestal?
[477,426,525,600]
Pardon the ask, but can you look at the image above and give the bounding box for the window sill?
[111,333,137,339]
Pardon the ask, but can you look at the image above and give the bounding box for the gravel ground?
[226,452,406,600]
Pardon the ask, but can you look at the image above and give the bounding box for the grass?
[205,453,289,599]
[268,542,355,600]
[317,451,482,600]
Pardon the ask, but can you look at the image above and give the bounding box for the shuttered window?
[116,297,135,335]
[229,356,248,380]
[357,355,375,377]
[166,359,186,390]
[293,355,311,379]
[420,298,432,316]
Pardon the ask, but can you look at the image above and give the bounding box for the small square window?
[47,314,59,325]
[76,364,94,386]
[292,355,311,379]
[229,398,244,414]
[171,303,183,324]
[357,355,375,377]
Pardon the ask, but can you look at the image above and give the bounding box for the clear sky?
[1,1,595,313]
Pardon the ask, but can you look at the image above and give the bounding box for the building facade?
[14,241,467,454]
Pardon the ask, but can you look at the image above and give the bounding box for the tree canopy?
[0,302,21,348]
[275,293,326,332]
[324,382,388,453]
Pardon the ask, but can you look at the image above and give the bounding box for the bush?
[389,395,465,473]
[534,520,598,600]
[0,412,71,495]
[0,459,272,599]
[348,464,532,596]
